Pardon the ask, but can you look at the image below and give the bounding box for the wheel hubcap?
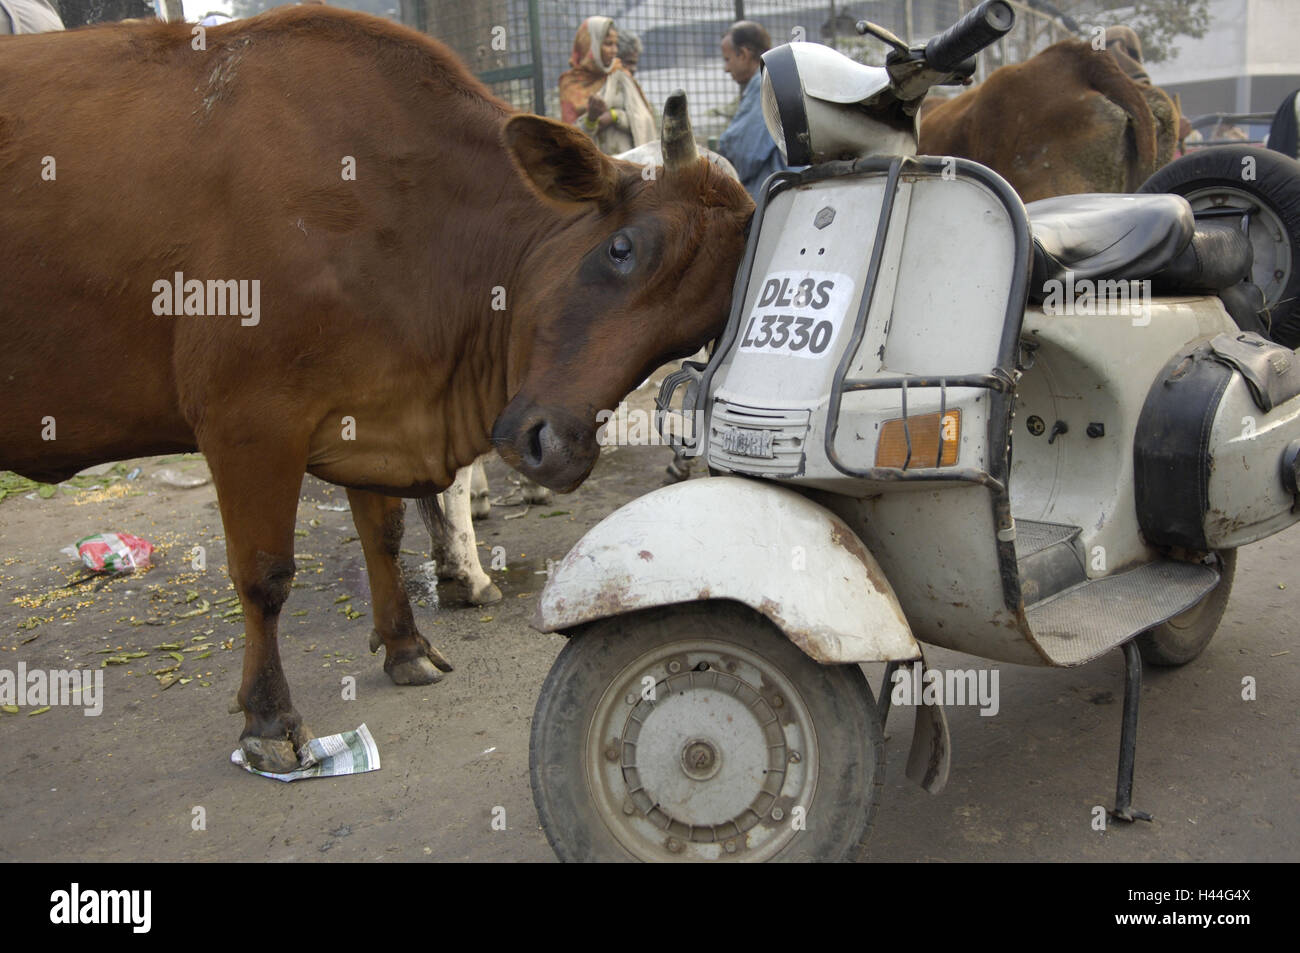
[1183,186,1291,308]
[680,738,721,780]
[586,639,817,861]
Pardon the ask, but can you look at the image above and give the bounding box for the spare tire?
[1139,145,1300,347]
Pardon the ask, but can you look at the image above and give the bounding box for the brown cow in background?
[920,33,1181,201]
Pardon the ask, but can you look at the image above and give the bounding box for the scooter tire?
[1136,550,1237,667]
[529,601,884,862]
[1138,145,1300,347]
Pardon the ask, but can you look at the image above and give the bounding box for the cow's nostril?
[524,421,545,468]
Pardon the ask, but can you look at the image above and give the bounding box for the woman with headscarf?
[558,16,657,155]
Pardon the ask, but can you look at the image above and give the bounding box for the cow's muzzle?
[491,399,598,493]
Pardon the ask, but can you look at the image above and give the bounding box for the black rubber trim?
[1134,342,1233,550]
[759,46,811,166]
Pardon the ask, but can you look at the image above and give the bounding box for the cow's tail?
[416,495,447,542]
[1082,49,1158,189]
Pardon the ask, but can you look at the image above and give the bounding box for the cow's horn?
[662,89,699,174]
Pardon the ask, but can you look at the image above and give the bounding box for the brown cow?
[920,37,1180,201]
[0,8,753,771]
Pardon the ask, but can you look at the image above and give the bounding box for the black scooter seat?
[1027,194,1195,301]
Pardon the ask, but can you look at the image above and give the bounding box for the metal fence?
[398,0,1079,140]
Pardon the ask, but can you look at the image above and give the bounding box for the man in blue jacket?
[718,20,788,201]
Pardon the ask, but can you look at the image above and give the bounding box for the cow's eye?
[609,234,633,263]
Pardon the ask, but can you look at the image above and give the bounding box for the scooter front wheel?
[529,601,883,862]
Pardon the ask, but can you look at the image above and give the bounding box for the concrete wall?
[1149,0,1300,121]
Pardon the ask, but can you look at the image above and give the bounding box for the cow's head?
[493,93,754,492]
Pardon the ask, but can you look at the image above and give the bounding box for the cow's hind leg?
[430,466,502,605]
[469,456,491,520]
[347,489,455,685]
[519,474,553,505]
[207,442,312,774]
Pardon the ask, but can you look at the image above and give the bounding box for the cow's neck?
[417,123,590,486]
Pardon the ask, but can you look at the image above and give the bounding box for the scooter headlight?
[761,45,810,165]
[761,42,906,166]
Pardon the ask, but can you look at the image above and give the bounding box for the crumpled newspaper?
[231,724,381,782]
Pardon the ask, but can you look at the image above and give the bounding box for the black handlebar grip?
[924,0,1015,73]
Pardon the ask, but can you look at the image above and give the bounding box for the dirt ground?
[1,376,1298,863]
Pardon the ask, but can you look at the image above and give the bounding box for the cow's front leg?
[207,442,312,774]
[431,466,502,605]
[347,489,455,684]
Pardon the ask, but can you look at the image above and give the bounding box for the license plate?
[719,425,775,459]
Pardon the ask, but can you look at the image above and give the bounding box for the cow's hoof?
[468,580,503,606]
[387,655,444,686]
[471,492,491,520]
[521,483,553,505]
[663,458,693,485]
[240,736,302,774]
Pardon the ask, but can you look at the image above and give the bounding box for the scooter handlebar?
[924,0,1015,74]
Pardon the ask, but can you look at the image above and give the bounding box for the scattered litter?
[72,533,153,573]
[126,467,142,481]
[73,484,134,506]
[231,724,381,782]
[152,468,208,489]
[175,599,210,619]
[1270,650,1290,657]
[316,503,349,512]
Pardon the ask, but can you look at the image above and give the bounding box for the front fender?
[533,476,919,664]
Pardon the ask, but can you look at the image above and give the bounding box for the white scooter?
[526,1,1300,862]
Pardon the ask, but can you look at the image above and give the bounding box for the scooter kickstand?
[1109,640,1153,824]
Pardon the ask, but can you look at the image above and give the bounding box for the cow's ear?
[504,115,620,209]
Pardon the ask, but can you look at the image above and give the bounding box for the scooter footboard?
[1135,333,1300,550]
[531,476,919,664]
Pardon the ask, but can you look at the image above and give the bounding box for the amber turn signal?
[875,410,960,469]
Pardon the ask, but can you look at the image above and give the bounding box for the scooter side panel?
[1206,381,1300,547]
[809,484,1047,666]
[1016,299,1235,574]
[531,477,920,664]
